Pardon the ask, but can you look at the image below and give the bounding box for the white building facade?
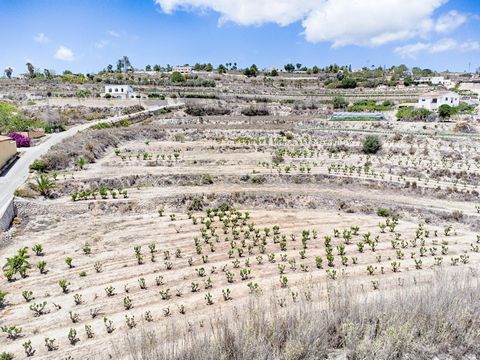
[104,85,134,99]
[173,66,192,74]
[417,91,460,111]
[417,76,453,88]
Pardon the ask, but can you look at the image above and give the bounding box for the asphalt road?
[0,103,182,216]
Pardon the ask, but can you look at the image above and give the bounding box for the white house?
[417,91,460,111]
[173,66,192,74]
[417,76,453,88]
[105,85,134,99]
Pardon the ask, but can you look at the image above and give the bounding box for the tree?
[296,63,302,70]
[4,67,13,79]
[43,69,52,79]
[26,63,35,79]
[284,64,295,73]
[332,96,348,110]
[438,104,457,120]
[403,76,414,87]
[338,77,357,89]
[205,63,213,72]
[362,135,382,154]
[153,64,160,72]
[116,60,123,72]
[122,56,132,72]
[270,69,279,77]
[218,64,227,74]
[312,65,319,74]
[116,56,132,73]
[145,65,151,71]
[170,71,185,83]
[106,64,113,73]
[243,64,258,77]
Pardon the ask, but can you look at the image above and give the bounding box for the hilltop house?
[417,91,459,111]
[173,66,193,74]
[0,135,17,170]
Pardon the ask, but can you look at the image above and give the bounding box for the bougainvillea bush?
[7,132,31,147]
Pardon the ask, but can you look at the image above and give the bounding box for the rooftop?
[0,135,13,142]
[420,91,457,97]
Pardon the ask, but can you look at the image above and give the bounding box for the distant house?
[105,85,134,99]
[417,91,460,111]
[104,85,146,99]
[417,76,453,88]
[173,66,192,74]
[0,135,17,170]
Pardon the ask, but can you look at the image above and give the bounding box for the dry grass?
[115,269,480,360]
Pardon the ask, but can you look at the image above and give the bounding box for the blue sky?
[0,0,479,75]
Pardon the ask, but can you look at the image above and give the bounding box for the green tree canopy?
[170,71,185,83]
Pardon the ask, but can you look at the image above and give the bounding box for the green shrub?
[91,122,114,130]
[396,107,432,121]
[362,135,382,154]
[29,160,48,173]
[170,71,185,83]
[376,208,392,217]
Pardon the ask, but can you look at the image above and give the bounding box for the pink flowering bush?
[7,132,31,147]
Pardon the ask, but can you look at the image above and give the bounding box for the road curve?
[0,102,183,218]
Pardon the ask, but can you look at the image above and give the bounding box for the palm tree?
[116,59,124,73]
[4,67,13,79]
[26,62,35,78]
[35,175,55,197]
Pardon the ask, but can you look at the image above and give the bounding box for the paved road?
[0,102,183,216]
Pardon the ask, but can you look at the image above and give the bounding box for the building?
[417,76,453,88]
[104,85,134,99]
[173,66,193,74]
[330,112,386,120]
[417,91,460,111]
[0,135,17,170]
[18,128,45,140]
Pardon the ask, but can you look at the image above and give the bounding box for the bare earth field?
[1,113,480,359]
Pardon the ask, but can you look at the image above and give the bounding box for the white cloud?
[429,38,457,52]
[157,0,315,26]
[95,39,110,49]
[434,10,467,33]
[34,33,50,43]
[394,38,480,58]
[302,0,447,47]
[458,41,480,51]
[54,46,75,61]
[108,30,120,37]
[154,0,457,46]
[394,42,431,58]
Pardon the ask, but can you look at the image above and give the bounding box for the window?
[115,88,118,92]
[432,98,437,103]
[108,88,112,93]
[121,88,124,92]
